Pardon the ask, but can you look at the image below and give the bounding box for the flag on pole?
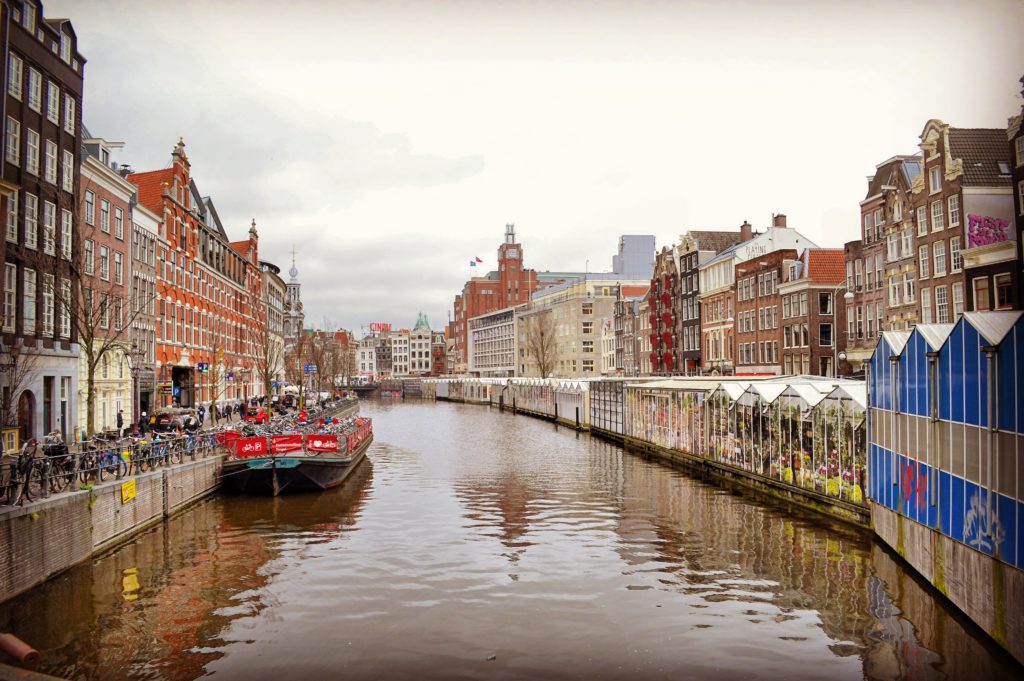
[475,257,483,263]
[469,260,477,267]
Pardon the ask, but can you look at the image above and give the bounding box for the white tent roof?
[713,382,751,401]
[825,383,867,409]
[881,330,911,355]
[915,323,956,350]
[739,382,788,405]
[778,383,827,408]
[963,311,1024,346]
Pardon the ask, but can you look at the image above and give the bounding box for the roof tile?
[805,249,846,284]
[948,128,1012,187]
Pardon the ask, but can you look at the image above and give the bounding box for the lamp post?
[832,287,855,378]
[126,342,146,435]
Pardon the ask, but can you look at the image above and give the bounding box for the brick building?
[677,230,741,373]
[613,285,645,376]
[451,224,538,373]
[779,249,848,377]
[128,139,263,410]
[1012,83,1024,304]
[734,249,793,376]
[879,156,923,333]
[649,246,680,373]
[1,0,84,443]
[77,134,135,436]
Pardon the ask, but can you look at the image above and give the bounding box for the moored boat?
[222,418,373,496]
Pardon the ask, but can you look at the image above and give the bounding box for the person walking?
[197,404,205,427]
[116,409,124,438]
[138,411,149,437]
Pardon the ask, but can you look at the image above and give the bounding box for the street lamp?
[126,342,146,435]
[832,287,855,378]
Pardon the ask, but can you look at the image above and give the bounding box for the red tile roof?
[229,240,249,257]
[127,169,172,214]
[621,285,650,298]
[805,249,846,284]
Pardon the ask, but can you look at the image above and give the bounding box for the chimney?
[739,221,753,242]
[772,213,787,228]
[119,163,132,178]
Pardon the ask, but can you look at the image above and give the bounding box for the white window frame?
[948,194,960,227]
[6,192,17,243]
[931,200,944,232]
[950,237,962,273]
[46,81,59,124]
[114,207,124,240]
[23,193,37,249]
[935,285,949,324]
[83,238,94,275]
[952,282,964,318]
[114,251,123,285]
[100,199,110,233]
[60,208,72,260]
[61,149,74,192]
[85,190,95,225]
[921,287,932,324]
[44,139,57,184]
[59,278,71,338]
[929,165,942,194]
[918,244,930,279]
[2,263,16,332]
[5,117,20,166]
[27,67,41,112]
[917,205,927,237]
[933,240,946,277]
[42,200,55,255]
[41,274,54,336]
[7,53,22,101]
[903,272,915,304]
[99,245,109,281]
[63,95,75,135]
[23,268,36,335]
[25,129,39,176]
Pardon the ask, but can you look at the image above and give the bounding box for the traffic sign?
[304,364,318,374]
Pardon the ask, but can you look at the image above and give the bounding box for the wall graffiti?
[967,214,1013,248]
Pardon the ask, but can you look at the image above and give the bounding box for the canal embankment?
[0,453,223,605]
[0,401,362,607]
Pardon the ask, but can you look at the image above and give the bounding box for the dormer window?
[23,2,36,33]
[60,33,71,64]
[997,161,1011,176]
[929,166,942,194]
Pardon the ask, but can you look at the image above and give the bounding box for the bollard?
[575,407,580,430]
[0,633,41,668]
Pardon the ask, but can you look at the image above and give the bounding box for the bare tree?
[206,331,229,424]
[285,333,311,408]
[252,314,284,417]
[523,308,557,378]
[0,346,40,443]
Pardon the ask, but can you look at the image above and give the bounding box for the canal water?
[2,400,1020,681]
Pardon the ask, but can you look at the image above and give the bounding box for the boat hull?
[222,434,372,496]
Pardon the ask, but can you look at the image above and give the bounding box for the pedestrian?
[138,411,149,437]
[197,404,205,426]
[116,409,124,438]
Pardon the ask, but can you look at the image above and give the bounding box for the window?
[901,228,912,259]
[867,303,875,338]
[27,68,41,112]
[933,240,946,277]
[41,274,54,336]
[995,274,1013,310]
[60,209,71,260]
[23,268,36,335]
[42,201,55,255]
[83,239,94,275]
[947,195,960,227]
[59,279,71,338]
[935,286,949,323]
[85,190,95,225]
[931,200,944,232]
[44,140,56,184]
[877,304,884,334]
[893,199,902,222]
[819,292,832,315]
[917,206,928,237]
[889,276,900,307]
[929,165,942,194]
[582,340,594,353]
[952,282,964,318]
[62,149,74,192]
[886,233,898,261]
[950,237,962,273]
[5,117,20,165]
[862,214,871,240]
[23,193,37,249]
[582,359,594,372]
[1017,137,1024,167]
[918,244,929,278]
[25,129,39,175]
[23,1,36,32]
[6,192,17,243]
[819,323,833,347]
[3,264,16,332]
[63,95,75,135]
[581,302,593,315]
[115,208,123,240]
[921,287,932,323]
[854,260,862,289]
[800,292,808,316]
[875,254,883,286]
[100,200,110,233]
[970,278,987,311]
[114,251,123,285]
[874,208,883,229]
[46,82,59,124]
[1020,181,1024,216]
[7,53,22,100]
[903,272,915,304]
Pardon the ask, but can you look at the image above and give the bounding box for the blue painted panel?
[950,475,965,543]
[997,323,1024,434]
[939,469,952,535]
[995,492,1017,567]
[1018,499,1024,569]
[943,323,964,423]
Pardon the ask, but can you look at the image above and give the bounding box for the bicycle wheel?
[169,444,182,465]
[134,450,148,474]
[78,453,93,483]
[26,462,44,500]
[116,457,128,479]
[49,460,69,492]
[98,456,111,482]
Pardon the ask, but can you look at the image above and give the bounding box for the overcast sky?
[49,0,1024,334]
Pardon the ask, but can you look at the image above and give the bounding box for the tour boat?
[221,419,373,496]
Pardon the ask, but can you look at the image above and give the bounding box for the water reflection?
[1,400,1019,681]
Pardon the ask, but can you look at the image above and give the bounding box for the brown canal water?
[2,399,1021,681]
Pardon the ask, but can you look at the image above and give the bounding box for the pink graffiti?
[967,214,1012,248]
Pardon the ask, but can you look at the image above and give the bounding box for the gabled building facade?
[1,1,84,443]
